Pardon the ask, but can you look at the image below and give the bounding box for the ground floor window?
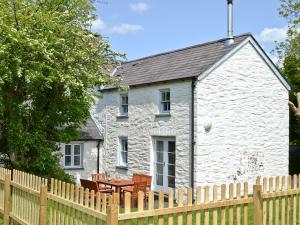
[64,144,83,168]
[119,137,128,167]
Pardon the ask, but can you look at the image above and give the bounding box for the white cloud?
[91,15,144,35]
[256,26,288,44]
[130,2,149,13]
[91,17,106,31]
[110,23,144,34]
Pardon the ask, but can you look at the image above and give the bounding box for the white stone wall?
[93,81,193,190]
[194,42,289,191]
[60,141,100,183]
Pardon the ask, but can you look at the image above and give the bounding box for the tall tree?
[277,0,300,144]
[0,0,121,181]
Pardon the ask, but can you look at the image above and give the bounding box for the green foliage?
[289,147,300,175]
[277,0,300,144]
[0,0,121,182]
[279,0,300,26]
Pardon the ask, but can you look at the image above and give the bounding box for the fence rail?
[0,167,300,225]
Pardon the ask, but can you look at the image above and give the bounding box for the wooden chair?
[80,179,113,194]
[91,173,112,189]
[122,173,152,193]
[140,174,152,191]
[91,173,106,181]
[131,181,147,207]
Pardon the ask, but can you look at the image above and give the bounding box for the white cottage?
[62,33,290,191]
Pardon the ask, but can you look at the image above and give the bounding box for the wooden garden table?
[96,179,134,195]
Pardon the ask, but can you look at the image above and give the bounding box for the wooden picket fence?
[1,167,300,225]
[0,168,112,225]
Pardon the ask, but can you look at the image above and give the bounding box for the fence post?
[253,184,263,225]
[39,184,48,225]
[107,201,119,225]
[3,174,10,225]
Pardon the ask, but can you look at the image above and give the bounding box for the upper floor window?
[119,137,128,167]
[159,89,170,113]
[120,93,128,116]
[64,144,83,168]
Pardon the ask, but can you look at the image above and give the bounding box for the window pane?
[168,176,175,188]
[161,92,166,101]
[122,139,128,151]
[74,145,81,155]
[65,145,71,155]
[122,95,128,104]
[162,102,170,112]
[122,105,128,113]
[74,156,81,166]
[156,164,164,174]
[157,151,164,163]
[166,91,170,101]
[168,165,175,176]
[168,153,175,165]
[65,156,71,166]
[121,152,128,164]
[163,103,168,111]
[156,175,163,186]
[157,141,164,151]
[120,138,128,166]
[168,141,175,153]
[161,90,170,101]
[120,152,125,164]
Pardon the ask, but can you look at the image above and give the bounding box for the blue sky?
[92,0,288,62]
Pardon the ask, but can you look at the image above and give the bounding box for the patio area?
[80,173,153,207]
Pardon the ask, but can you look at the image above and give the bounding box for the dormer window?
[120,93,128,116]
[159,89,170,114]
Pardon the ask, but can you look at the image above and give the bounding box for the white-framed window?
[64,144,83,168]
[120,93,128,116]
[159,89,170,113]
[119,137,128,167]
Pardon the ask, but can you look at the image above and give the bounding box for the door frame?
[152,136,176,192]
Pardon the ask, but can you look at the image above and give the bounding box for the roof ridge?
[123,33,252,64]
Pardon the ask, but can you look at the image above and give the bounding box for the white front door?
[153,138,176,192]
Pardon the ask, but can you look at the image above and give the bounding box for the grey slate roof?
[110,33,251,88]
[78,117,103,140]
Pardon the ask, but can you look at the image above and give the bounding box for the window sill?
[117,115,128,119]
[116,166,128,170]
[64,167,84,170]
[155,113,171,118]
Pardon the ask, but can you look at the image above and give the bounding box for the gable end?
[198,36,291,91]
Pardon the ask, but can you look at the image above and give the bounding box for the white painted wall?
[194,42,289,190]
[93,81,193,190]
[60,141,100,183]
